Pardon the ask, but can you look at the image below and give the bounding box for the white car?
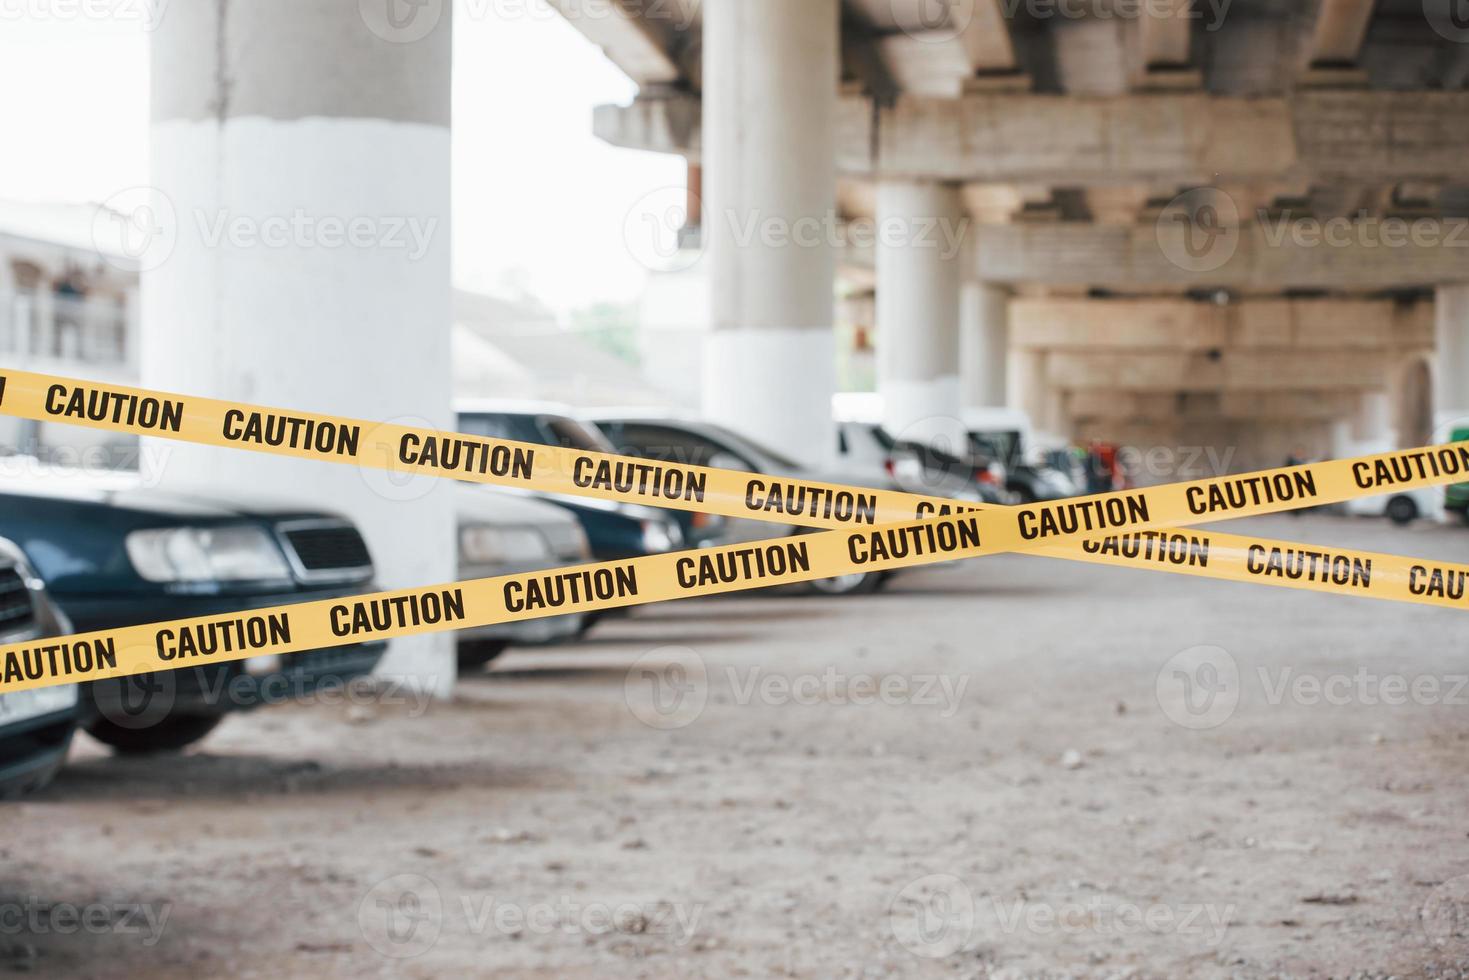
[1340,485,1443,526]
[454,485,592,669]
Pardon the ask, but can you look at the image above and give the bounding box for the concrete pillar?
[960,282,1009,409]
[702,0,839,464]
[1436,285,1469,432]
[876,181,966,452]
[145,1,455,695]
[1009,348,1067,441]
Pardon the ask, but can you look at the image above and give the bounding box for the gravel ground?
[5,513,1469,979]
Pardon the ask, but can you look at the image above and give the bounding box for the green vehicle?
[1449,427,1469,526]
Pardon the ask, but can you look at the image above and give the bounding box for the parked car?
[589,413,903,596]
[0,465,388,753]
[454,483,592,669]
[455,402,686,563]
[1341,484,1441,526]
[1446,426,1469,526]
[963,407,1079,503]
[838,421,1013,505]
[0,536,80,798]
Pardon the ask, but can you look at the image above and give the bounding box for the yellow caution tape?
[0,367,1465,694]
[1,516,1467,694]
[2,368,1466,554]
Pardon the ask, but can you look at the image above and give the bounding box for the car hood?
[0,466,345,522]
[454,483,581,530]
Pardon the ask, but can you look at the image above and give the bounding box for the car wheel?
[457,639,510,670]
[1460,509,1469,528]
[1386,496,1418,526]
[86,714,224,754]
[1012,485,1037,505]
[807,572,882,596]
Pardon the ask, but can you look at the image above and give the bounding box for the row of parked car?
[0,401,1064,796]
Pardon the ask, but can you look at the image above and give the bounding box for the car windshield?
[699,423,802,470]
[540,416,616,453]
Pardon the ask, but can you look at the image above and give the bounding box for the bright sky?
[0,0,683,313]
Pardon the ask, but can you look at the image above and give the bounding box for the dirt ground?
[5,512,1469,978]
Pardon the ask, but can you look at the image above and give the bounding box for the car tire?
[1386,496,1419,526]
[1012,485,1038,505]
[457,639,510,670]
[807,572,882,597]
[86,714,224,754]
[1460,509,1469,528]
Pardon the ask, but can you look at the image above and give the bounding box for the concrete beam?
[1305,0,1376,68]
[972,220,1469,289]
[1047,349,1389,391]
[543,0,686,87]
[595,90,1469,184]
[1010,298,1434,352]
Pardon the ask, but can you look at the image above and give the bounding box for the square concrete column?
[144,0,456,696]
[876,181,968,453]
[960,282,1009,410]
[702,0,840,465]
[1436,285,1469,434]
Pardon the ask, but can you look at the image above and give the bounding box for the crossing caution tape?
[0,368,1465,694]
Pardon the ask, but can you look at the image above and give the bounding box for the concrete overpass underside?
[551,0,1469,473]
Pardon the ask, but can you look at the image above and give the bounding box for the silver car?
[454,484,592,670]
[0,537,79,798]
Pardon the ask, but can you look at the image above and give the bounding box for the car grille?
[0,568,34,634]
[277,523,373,582]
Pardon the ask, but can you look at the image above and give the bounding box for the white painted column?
[144,1,455,695]
[1436,285,1469,433]
[876,181,967,452]
[960,282,1009,409]
[702,0,839,464]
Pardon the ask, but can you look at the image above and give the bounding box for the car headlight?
[640,519,682,554]
[459,525,552,565]
[126,526,292,583]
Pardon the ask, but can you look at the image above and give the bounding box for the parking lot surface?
[8,513,1469,978]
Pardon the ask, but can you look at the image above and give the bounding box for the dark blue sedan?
[0,467,386,753]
